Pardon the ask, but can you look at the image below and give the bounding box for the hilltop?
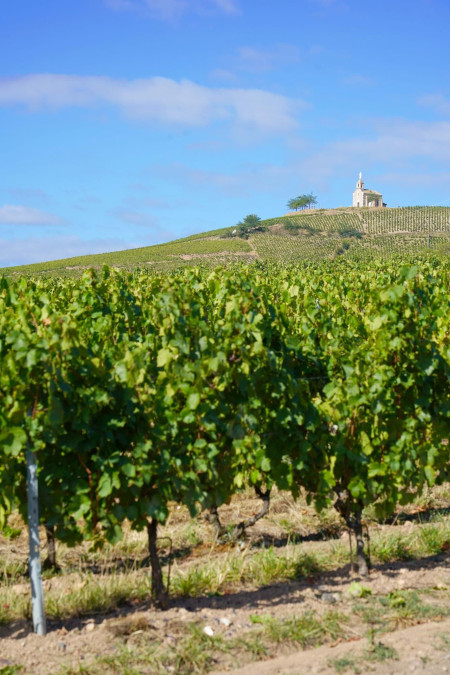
[2,206,450,277]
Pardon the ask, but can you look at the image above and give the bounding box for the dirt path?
[212,618,450,675]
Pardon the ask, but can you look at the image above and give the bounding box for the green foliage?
[235,214,266,238]
[0,666,23,675]
[0,258,449,581]
[287,193,318,211]
[1,206,449,277]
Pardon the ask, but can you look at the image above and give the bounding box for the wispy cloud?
[211,0,239,14]
[418,93,450,117]
[0,74,302,133]
[104,0,240,20]
[293,119,450,192]
[0,204,65,226]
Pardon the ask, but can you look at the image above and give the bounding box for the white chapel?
[353,173,385,208]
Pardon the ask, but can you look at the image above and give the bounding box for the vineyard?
[1,251,450,672]
[266,205,450,234]
[1,206,450,277]
[1,257,449,584]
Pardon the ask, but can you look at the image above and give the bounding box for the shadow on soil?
[1,550,448,642]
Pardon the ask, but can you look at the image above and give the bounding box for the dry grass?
[0,486,449,625]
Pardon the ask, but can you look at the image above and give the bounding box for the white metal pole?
[26,446,46,635]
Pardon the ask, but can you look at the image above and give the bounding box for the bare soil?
[1,490,449,674]
[213,618,450,675]
[1,553,449,674]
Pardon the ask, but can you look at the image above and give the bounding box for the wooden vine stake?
[27,446,46,635]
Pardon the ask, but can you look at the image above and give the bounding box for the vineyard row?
[0,257,449,603]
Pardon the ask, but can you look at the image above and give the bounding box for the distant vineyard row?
[1,206,449,278]
[0,258,449,601]
[251,232,450,262]
[264,206,450,234]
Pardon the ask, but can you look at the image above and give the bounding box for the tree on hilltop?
[304,193,318,209]
[287,193,318,211]
[287,196,305,211]
[235,214,266,238]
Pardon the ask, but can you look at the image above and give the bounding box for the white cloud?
[295,119,450,188]
[0,74,302,133]
[418,93,450,117]
[0,204,65,226]
[104,0,239,19]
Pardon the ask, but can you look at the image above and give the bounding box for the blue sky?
[1,0,450,266]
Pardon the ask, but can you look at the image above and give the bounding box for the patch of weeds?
[92,647,146,675]
[371,531,413,563]
[0,588,30,625]
[249,547,292,586]
[375,589,450,628]
[347,582,372,598]
[166,624,227,675]
[0,666,23,675]
[0,525,22,540]
[234,634,268,658]
[166,546,326,601]
[419,524,449,555]
[328,540,350,566]
[107,623,230,675]
[278,517,298,536]
[352,599,387,632]
[328,655,361,674]
[171,566,217,597]
[249,613,271,624]
[44,571,152,620]
[292,551,324,578]
[248,547,326,585]
[365,639,398,663]
[392,590,450,624]
[223,554,246,586]
[385,590,406,608]
[0,560,28,583]
[250,610,346,649]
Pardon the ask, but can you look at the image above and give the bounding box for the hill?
[2,206,450,277]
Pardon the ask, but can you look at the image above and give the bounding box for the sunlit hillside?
[2,206,450,277]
